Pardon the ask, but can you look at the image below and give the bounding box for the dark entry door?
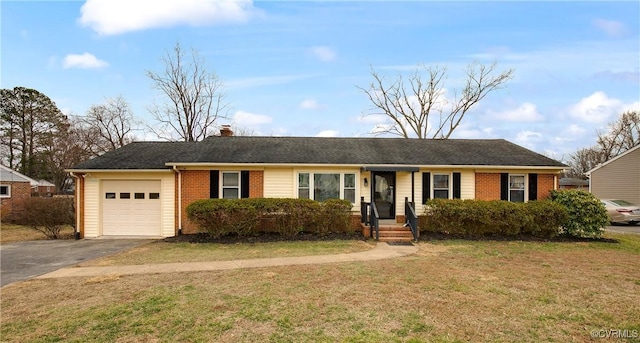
[372,172,395,219]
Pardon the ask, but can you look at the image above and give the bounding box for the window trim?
[508,174,526,203]
[0,184,11,198]
[221,171,241,199]
[296,172,358,204]
[432,173,451,199]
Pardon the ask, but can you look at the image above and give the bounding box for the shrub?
[549,190,608,238]
[420,199,567,238]
[186,198,353,238]
[16,197,75,239]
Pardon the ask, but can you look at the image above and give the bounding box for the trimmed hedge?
[186,198,353,238]
[549,190,608,238]
[419,199,567,238]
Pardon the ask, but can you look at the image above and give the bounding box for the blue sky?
[2,1,639,160]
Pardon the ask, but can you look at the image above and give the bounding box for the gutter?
[69,172,81,240]
[172,165,182,235]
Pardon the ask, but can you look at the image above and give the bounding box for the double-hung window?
[433,174,450,199]
[509,175,525,202]
[0,185,10,198]
[222,172,240,199]
[297,172,357,203]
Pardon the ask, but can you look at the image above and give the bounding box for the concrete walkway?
[37,242,418,279]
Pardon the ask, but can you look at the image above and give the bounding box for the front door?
[372,172,395,219]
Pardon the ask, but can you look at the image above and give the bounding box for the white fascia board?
[166,162,566,171]
[64,169,173,173]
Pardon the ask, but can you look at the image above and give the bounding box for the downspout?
[69,172,81,240]
[173,165,182,235]
[411,171,415,204]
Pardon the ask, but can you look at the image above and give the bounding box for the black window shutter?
[210,170,219,199]
[500,173,509,201]
[453,172,461,199]
[422,172,431,204]
[241,171,250,198]
[528,173,538,201]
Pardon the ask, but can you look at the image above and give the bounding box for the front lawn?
[0,223,75,244]
[80,239,376,266]
[1,233,639,342]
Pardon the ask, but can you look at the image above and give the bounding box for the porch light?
[364,178,368,187]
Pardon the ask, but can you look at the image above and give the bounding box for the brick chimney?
[220,125,233,137]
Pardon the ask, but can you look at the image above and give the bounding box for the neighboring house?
[587,145,640,205]
[67,129,567,238]
[0,165,37,221]
[559,177,589,190]
[35,179,56,196]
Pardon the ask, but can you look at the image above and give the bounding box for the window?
[222,172,240,199]
[344,174,356,203]
[149,193,160,199]
[297,172,357,203]
[120,193,131,199]
[134,193,145,199]
[509,175,525,202]
[105,192,116,199]
[433,174,449,199]
[298,173,310,199]
[0,185,10,198]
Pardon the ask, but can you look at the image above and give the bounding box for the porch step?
[361,223,415,243]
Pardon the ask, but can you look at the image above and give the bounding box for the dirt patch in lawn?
[163,231,367,244]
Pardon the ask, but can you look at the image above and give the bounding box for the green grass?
[2,233,639,342]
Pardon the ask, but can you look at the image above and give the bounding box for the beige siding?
[591,147,640,205]
[263,168,295,198]
[83,172,175,238]
[394,172,414,216]
[83,178,100,238]
[460,170,475,199]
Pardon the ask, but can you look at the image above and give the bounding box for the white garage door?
[102,180,161,236]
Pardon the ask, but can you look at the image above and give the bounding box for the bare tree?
[78,96,138,156]
[595,110,639,160]
[147,42,228,141]
[359,62,514,139]
[567,110,639,178]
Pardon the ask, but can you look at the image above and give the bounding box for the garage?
[102,180,162,236]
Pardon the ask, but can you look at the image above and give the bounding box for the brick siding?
[249,171,264,198]
[180,170,210,234]
[537,174,556,200]
[0,181,32,222]
[475,173,502,200]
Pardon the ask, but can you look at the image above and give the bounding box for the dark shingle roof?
[70,137,567,170]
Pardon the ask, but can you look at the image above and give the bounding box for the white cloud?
[232,110,273,126]
[79,0,260,35]
[315,130,339,137]
[592,19,627,37]
[489,102,543,122]
[358,114,388,124]
[568,91,624,124]
[63,53,108,69]
[310,46,336,62]
[299,99,325,110]
[514,130,543,148]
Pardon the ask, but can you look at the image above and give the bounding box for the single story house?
[559,177,589,190]
[587,145,640,205]
[1,165,37,221]
[67,130,567,238]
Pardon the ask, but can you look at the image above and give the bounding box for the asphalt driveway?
[606,224,640,235]
[1,239,152,287]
